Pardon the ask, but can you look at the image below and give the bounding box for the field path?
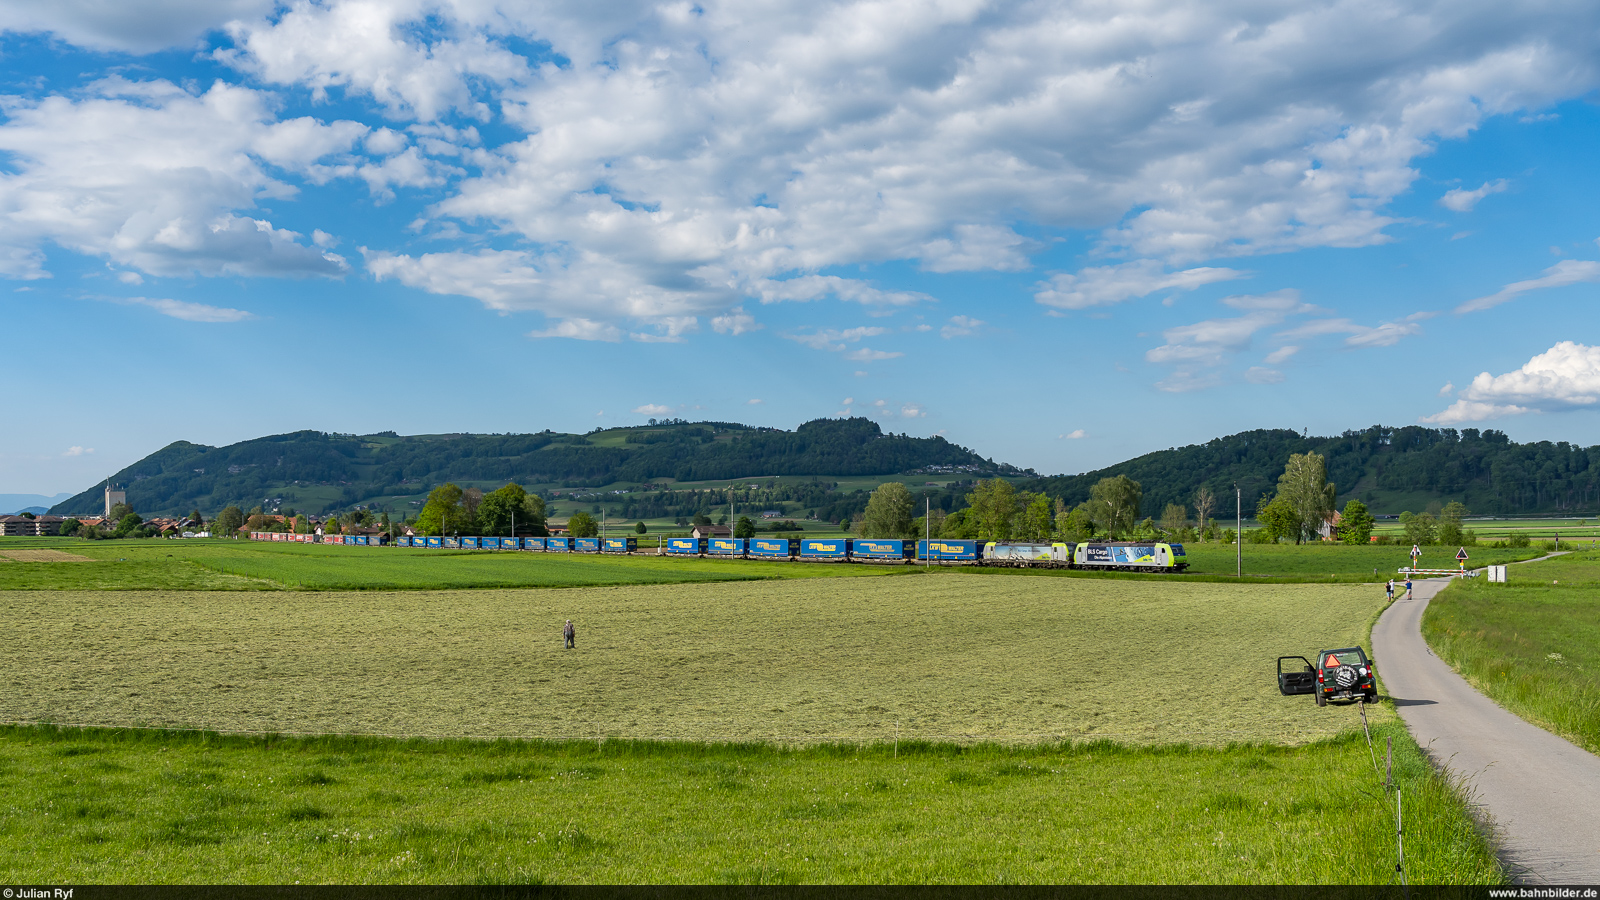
[1373,570,1600,883]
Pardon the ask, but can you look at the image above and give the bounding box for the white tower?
[104,480,126,518]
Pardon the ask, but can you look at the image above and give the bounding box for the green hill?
[1027,424,1600,520]
[51,418,1007,518]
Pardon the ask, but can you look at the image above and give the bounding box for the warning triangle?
[1324,653,1341,667]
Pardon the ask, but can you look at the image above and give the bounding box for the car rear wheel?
[1315,689,1326,707]
[1364,689,1378,703]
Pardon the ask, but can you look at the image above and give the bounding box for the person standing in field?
[563,619,576,650]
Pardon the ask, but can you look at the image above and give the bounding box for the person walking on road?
[563,619,576,650]
[1404,577,1413,600]
[1386,579,1394,601]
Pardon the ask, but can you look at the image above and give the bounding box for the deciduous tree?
[1274,452,1336,544]
[567,511,599,538]
[416,483,466,536]
[967,478,1017,541]
[1087,475,1142,539]
[1339,499,1375,545]
[1015,492,1054,542]
[478,483,549,536]
[860,482,915,538]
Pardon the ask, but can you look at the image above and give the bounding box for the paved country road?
[1372,569,1600,884]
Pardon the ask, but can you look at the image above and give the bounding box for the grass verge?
[1422,550,1600,755]
[0,723,1500,884]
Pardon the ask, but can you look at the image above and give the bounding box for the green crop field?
[0,723,1496,884]
[1424,550,1600,755]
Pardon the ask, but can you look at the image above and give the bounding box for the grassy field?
[0,538,901,591]
[3,575,1388,744]
[1423,550,1600,755]
[0,536,1548,592]
[0,723,1497,884]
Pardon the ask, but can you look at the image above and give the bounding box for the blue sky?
[5,1,1600,496]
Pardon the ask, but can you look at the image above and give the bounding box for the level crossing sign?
[1456,547,1469,561]
[1411,544,1421,561]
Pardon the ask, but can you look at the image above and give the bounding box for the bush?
[1508,532,1530,548]
[1245,528,1277,544]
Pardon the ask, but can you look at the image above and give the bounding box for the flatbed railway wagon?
[852,539,915,563]
[917,539,980,564]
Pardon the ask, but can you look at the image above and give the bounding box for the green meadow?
[0,723,1496,884]
[1424,549,1600,755]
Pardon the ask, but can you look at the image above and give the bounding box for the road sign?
[1456,547,1469,561]
[1411,544,1421,559]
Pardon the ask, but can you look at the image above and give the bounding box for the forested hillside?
[51,418,1001,517]
[1027,425,1600,519]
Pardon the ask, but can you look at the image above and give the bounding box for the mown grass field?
[5,575,1386,744]
[0,723,1497,884]
[1423,550,1600,755]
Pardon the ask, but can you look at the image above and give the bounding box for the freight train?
[249,531,1190,572]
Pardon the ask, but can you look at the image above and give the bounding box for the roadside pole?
[1234,483,1241,578]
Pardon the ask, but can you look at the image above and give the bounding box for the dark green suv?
[1278,646,1377,706]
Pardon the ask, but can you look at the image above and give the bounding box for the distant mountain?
[0,493,72,515]
[1028,424,1600,518]
[49,418,1007,517]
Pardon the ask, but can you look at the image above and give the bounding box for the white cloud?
[1421,400,1531,425]
[1455,260,1600,313]
[940,315,983,339]
[1035,260,1248,311]
[841,398,854,406]
[62,446,94,457]
[1440,180,1509,213]
[117,272,144,285]
[1439,382,1455,396]
[630,317,699,343]
[0,78,355,280]
[783,326,889,351]
[0,0,275,52]
[172,0,1600,330]
[1423,341,1600,423]
[1060,429,1086,440]
[1264,346,1299,365]
[844,348,903,362]
[900,403,926,418]
[528,318,622,342]
[633,403,675,416]
[1244,367,1285,384]
[1277,312,1433,348]
[120,296,254,322]
[747,398,763,405]
[711,308,760,335]
[15,0,1600,339]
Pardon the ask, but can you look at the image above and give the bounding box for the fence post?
[1385,736,1392,792]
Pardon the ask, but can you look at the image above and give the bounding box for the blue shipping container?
[574,537,600,553]
[800,538,850,559]
[918,539,977,561]
[666,537,704,555]
[521,538,544,551]
[749,537,795,558]
[707,537,746,556]
[460,537,480,549]
[425,536,443,549]
[853,539,906,559]
[546,537,573,552]
[602,537,637,553]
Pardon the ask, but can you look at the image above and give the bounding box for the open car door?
[1278,656,1315,695]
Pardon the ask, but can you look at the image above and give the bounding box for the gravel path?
[1372,570,1600,883]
